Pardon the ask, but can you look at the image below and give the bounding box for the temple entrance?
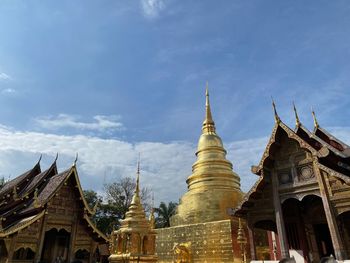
[282,195,334,262]
[74,249,90,263]
[13,247,35,261]
[41,228,71,263]
[0,240,8,263]
[337,211,350,257]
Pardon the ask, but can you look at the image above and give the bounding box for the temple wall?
[156,219,247,263]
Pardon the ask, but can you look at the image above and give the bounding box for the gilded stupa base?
[155,218,249,263]
[109,254,158,263]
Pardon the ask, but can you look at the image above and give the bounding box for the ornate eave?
[296,124,348,159]
[70,166,95,215]
[0,209,45,238]
[253,121,320,176]
[83,212,109,242]
[233,174,265,217]
[316,161,350,185]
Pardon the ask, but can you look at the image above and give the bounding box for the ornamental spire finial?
[202,82,216,134]
[311,107,319,129]
[293,102,300,127]
[271,97,280,124]
[136,153,140,195]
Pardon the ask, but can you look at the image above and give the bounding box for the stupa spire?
[131,155,141,205]
[202,82,216,134]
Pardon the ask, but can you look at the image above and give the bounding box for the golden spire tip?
[293,101,300,127]
[311,107,319,129]
[202,82,216,134]
[271,97,280,124]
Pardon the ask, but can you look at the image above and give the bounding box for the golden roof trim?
[316,161,350,185]
[71,166,95,215]
[253,120,320,175]
[83,213,109,241]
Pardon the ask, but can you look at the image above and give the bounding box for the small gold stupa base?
[109,253,158,263]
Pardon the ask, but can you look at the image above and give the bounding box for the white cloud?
[34,114,124,132]
[0,72,11,80]
[1,88,16,94]
[0,124,269,204]
[140,0,165,19]
[4,124,348,205]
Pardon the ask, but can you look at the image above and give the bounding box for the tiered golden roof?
[170,84,243,226]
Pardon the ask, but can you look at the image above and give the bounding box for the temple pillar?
[6,234,17,263]
[313,160,347,260]
[68,215,78,262]
[35,211,47,263]
[247,224,257,260]
[271,169,289,259]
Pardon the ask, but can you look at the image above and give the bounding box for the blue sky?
[0,1,350,203]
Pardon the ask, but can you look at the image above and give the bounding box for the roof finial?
[202,82,216,134]
[311,107,319,129]
[293,102,301,127]
[54,152,59,162]
[73,153,78,167]
[271,97,280,124]
[37,154,42,165]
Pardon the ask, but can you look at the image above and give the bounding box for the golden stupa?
[109,163,157,263]
[171,86,242,226]
[156,85,246,263]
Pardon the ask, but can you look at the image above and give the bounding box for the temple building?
[0,157,108,263]
[156,86,247,262]
[109,162,157,263]
[234,102,350,262]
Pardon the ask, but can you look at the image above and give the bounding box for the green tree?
[83,177,151,235]
[104,177,151,217]
[154,201,178,228]
[0,177,5,190]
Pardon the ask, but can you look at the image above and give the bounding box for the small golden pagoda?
[156,85,247,263]
[109,162,157,263]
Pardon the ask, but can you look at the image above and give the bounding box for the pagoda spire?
[136,154,140,195]
[271,97,280,124]
[311,108,319,129]
[293,102,301,127]
[202,82,216,134]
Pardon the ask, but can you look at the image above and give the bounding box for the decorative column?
[247,224,257,260]
[35,212,48,262]
[68,215,78,262]
[271,169,289,259]
[313,159,347,260]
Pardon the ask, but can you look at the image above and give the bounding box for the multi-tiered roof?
[0,157,107,242]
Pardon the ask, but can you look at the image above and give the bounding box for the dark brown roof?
[0,160,107,243]
[0,163,41,199]
[19,162,57,197]
[315,127,350,155]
